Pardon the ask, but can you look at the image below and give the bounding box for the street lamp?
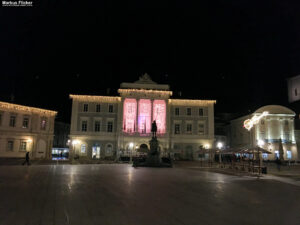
[217,142,223,149]
[129,142,134,163]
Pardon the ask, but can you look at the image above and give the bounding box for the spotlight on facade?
[217,142,223,149]
[72,139,80,145]
[129,142,134,148]
[257,139,265,147]
[204,144,210,149]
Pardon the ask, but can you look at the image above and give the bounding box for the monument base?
[133,137,172,168]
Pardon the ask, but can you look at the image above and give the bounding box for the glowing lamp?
[257,140,265,147]
[217,142,223,149]
[72,140,80,145]
[27,139,33,143]
[204,144,210,149]
[129,142,134,148]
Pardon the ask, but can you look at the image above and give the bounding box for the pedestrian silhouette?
[22,152,30,165]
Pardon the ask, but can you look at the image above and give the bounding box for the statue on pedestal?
[151,120,157,138]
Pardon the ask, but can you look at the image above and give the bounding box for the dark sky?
[1,0,300,123]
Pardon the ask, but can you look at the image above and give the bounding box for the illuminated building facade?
[69,74,215,160]
[0,101,57,159]
[229,105,298,160]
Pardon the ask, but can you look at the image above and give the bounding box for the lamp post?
[217,142,223,164]
[129,142,134,163]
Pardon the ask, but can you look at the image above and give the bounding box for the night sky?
[1,0,300,123]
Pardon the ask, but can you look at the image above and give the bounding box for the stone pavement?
[0,164,300,225]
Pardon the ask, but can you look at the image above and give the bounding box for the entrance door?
[92,146,101,159]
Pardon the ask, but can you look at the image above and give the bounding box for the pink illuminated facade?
[153,100,166,134]
[70,74,215,161]
[123,98,137,133]
[138,99,152,134]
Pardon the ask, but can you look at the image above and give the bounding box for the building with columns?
[229,105,298,160]
[69,74,215,160]
[0,101,57,159]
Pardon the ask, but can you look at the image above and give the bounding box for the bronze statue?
[151,120,157,137]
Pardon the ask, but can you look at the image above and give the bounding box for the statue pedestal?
[133,136,172,168]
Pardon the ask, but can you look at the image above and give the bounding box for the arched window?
[106,144,113,155]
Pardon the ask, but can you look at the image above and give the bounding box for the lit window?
[94,121,101,132]
[41,118,47,130]
[9,115,16,127]
[96,104,101,112]
[109,105,113,113]
[187,108,191,116]
[123,98,137,133]
[287,150,292,159]
[138,99,151,134]
[83,104,88,112]
[81,121,87,132]
[81,144,86,153]
[262,153,268,159]
[275,150,279,159]
[23,118,29,128]
[107,121,113,132]
[7,141,14,151]
[175,124,180,134]
[20,141,27,151]
[153,100,166,134]
[186,124,192,134]
[175,108,179,116]
[199,108,203,116]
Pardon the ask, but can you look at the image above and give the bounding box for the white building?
[229,105,298,160]
[0,101,57,159]
[69,74,215,160]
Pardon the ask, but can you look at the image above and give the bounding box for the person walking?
[22,152,30,166]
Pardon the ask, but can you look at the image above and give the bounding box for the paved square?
[0,164,299,225]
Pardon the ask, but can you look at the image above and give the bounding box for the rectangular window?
[199,108,203,116]
[83,104,88,112]
[96,104,101,112]
[94,121,101,132]
[198,123,204,135]
[81,121,87,132]
[287,150,292,159]
[20,141,27,151]
[186,124,192,134]
[109,105,113,113]
[175,108,179,116]
[7,141,14,151]
[23,118,29,128]
[107,121,113,132]
[187,108,191,116]
[81,144,86,153]
[175,124,180,134]
[9,115,16,127]
[41,118,47,130]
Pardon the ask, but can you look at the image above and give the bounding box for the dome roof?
[255,105,295,115]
